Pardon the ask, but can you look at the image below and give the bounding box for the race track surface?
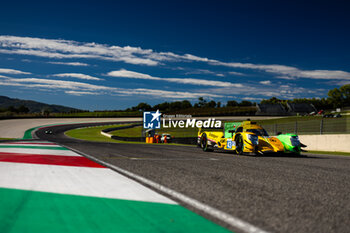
[36,123,350,233]
[0,118,141,138]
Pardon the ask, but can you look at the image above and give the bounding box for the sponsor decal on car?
[227,139,233,149]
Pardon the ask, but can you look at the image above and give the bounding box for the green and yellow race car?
[197,120,306,155]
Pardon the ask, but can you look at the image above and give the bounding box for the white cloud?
[228,71,245,76]
[107,69,154,79]
[0,68,31,75]
[1,35,349,81]
[211,61,350,80]
[65,91,99,96]
[259,80,271,85]
[275,76,296,80]
[52,73,103,81]
[48,61,89,66]
[0,36,159,66]
[107,69,243,87]
[205,83,322,100]
[242,97,261,101]
[325,80,350,86]
[0,75,222,99]
[184,69,226,77]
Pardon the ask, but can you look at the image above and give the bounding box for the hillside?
[0,96,81,113]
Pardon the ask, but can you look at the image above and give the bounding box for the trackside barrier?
[261,117,349,135]
[101,131,112,138]
[299,134,350,152]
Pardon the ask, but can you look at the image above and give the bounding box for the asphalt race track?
[35,123,350,233]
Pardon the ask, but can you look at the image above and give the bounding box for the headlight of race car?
[247,134,259,145]
[290,136,300,147]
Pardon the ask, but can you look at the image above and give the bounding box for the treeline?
[125,84,350,114]
[261,84,350,109]
[0,105,30,114]
[126,97,254,112]
[1,84,348,118]
[0,105,86,118]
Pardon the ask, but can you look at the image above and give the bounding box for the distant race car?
[197,120,306,155]
[45,129,53,134]
[161,133,172,143]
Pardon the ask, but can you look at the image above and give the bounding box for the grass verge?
[110,125,198,138]
[65,124,128,143]
[65,124,193,146]
[305,150,350,156]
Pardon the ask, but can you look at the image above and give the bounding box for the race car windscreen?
[246,129,269,136]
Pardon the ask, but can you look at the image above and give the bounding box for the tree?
[7,106,17,113]
[328,87,342,108]
[239,100,253,106]
[261,97,281,104]
[135,102,152,111]
[181,100,192,109]
[169,101,183,111]
[206,100,216,108]
[17,105,30,113]
[328,85,348,108]
[217,102,221,108]
[226,100,238,107]
[197,97,207,108]
[153,102,170,111]
[340,84,350,106]
[41,107,51,117]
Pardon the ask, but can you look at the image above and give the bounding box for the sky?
[0,0,349,110]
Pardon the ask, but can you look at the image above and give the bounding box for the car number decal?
[227,139,235,149]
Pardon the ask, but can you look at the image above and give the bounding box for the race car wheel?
[235,134,244,155]
[200,133,213,152]
[197,137,201,147]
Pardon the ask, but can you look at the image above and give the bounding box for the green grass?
[306,150,350,156]
[158,127,198,137]
[65,124,192,146]
[65,125,127,143]
[110,125,198,138]
[110,126,143,137]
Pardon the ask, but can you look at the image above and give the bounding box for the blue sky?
[0,0,349,110]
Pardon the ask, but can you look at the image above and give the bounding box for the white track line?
[0,162,175,204]
[10,141,57,144]
[0,143,60,147]
[0,148,81,156]
[65,145,269,233]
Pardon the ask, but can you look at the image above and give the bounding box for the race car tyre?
[253,146,260,156]
[235,134,244,155]
[200,133,213,152]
